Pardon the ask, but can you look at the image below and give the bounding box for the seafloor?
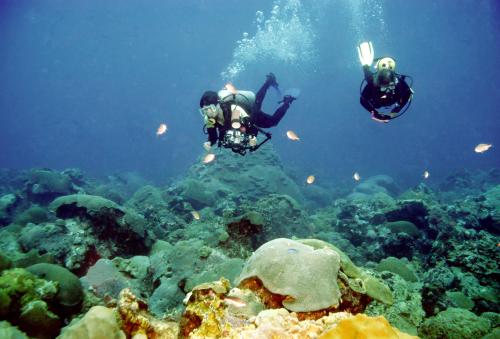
[0,145,498,338]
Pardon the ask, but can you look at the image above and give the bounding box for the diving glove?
[357,41,374,66]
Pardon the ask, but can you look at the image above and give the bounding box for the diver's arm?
[392,80,412,113]
[360,87,379,115]
[363,65,374,83]
[207,127,218,146]
[361,97,387,122]
[371,111,390,122]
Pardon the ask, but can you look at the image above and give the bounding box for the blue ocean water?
[0,0,498,184]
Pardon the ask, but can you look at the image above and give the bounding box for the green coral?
[445,291,474,310]
[365,273,424,336]
[418,307,491,339]
[26,263,83,308]
[384,221,420,237]
[50,194,122,215]
[0,253,12,272]
[0,321,29,339]
[19,300,61,338]
[13,205,48,226]
[0,268,60,338]
[376,257,418,282]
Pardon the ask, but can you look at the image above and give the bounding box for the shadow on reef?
[0,147,498,338]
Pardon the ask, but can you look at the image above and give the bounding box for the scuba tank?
[218,89,256,115]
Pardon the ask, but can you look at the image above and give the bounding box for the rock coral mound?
[57,306,125,339]
[236,238,341,312]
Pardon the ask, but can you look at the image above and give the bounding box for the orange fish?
[423,170,430,179]
[286,130,300,141]
[225,82,238,94]
[191,211,200,220]
[306,175,315,184]
[203,153,215,164]
[474,143,492,153]
[156,123,167,136]
[353,172,361,181]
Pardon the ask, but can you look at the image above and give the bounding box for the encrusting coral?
[319,313,418,339]
[178,278,414,338]
[117,288,178,339]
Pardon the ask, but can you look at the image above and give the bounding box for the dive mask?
[380,82,396,94]
[199,104,219,119]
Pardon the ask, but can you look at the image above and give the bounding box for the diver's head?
[199,91,220,119]
[200,91,219,108]
[375,69,395,86]
[375,57,396,71]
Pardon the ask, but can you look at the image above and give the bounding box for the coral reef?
[0,163,498,338]
[50,194,153,256]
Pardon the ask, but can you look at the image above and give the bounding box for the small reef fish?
[223,296,247,308]
[225,82,238,94]
[191,211,200,220]
[474,143,492,153]
[353,172,361,181]
[286,130,300,141]
[156,123,168,136]
[423,170,430,179]
[203,153,215,164]
[306,175,315,184]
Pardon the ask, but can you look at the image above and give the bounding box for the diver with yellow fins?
[357,41,414,123]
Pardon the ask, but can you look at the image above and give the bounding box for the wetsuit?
[360,65,412,121]
[250,80,291,128]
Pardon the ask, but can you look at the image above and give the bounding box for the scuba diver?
[357,41,414,123]
[199,73,298,155]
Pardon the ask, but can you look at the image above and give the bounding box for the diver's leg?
[254,73,278,112]
[268,102,290,126]
[254,102,290,128]
[254,81,271,112]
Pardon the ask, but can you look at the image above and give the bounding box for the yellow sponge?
[319,314,418,339]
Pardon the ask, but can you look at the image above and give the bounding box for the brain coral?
[236,238,341,312]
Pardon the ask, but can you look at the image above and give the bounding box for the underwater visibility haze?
[0,1,499,338]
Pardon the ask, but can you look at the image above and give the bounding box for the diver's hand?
[371,113,389,123]
[203,142,212,151]
[249,136,257,147]
[357,41,374,66]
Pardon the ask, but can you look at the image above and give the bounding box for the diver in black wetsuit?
[199,73,296,155]
[251,73,296,128]
[357,42,413,123]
